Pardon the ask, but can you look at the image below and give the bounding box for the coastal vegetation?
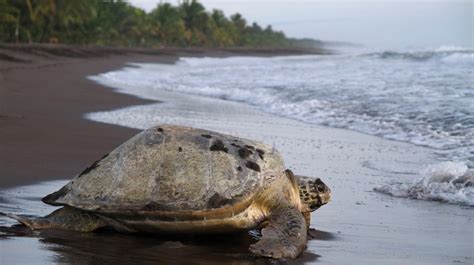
[0,0,320,49]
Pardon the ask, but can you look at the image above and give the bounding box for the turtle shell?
[43,125,285,214]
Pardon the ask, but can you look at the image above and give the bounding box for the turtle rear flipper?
[1,206,107,232]
[0,211,51,229]
[249,205,307,259]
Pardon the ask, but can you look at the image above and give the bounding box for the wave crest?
[365,47,474,63]
[375,162,474,206]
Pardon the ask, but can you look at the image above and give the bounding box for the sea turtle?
[2,125,330,259]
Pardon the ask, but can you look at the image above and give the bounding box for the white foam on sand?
[375,162,474,206]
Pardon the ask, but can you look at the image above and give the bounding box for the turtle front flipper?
[249,205,307,259]
[1,206,107,232]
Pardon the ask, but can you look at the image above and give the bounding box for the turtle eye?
[317,184,326,192]
[314,179,326,192]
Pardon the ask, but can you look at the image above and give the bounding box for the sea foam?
[375,162,474,206]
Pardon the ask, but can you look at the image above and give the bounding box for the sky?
[129,0,473,49]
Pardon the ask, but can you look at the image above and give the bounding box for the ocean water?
[87,46,473,205]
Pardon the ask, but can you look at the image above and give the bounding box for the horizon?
[129,0,473,49]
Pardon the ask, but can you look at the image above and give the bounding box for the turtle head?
[296,174,331,212]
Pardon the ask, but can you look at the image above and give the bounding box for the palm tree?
[208,9,233,47]
[179,0,209,45]
[0,0,20,42]
[150,2,186,46]
[230,13,246,46]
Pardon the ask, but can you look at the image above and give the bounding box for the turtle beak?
[311,179,331,210]
[319,180,331,205]
[320,188,331,205]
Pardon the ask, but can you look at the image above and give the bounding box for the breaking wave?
[364,46,474,64]
[375,162,474,206]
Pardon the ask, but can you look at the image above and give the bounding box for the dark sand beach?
[0,44,472,265]
[1,54,151,188]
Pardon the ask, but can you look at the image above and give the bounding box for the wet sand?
[0,45,473,264]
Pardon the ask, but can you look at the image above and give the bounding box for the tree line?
[0,0,320,49]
